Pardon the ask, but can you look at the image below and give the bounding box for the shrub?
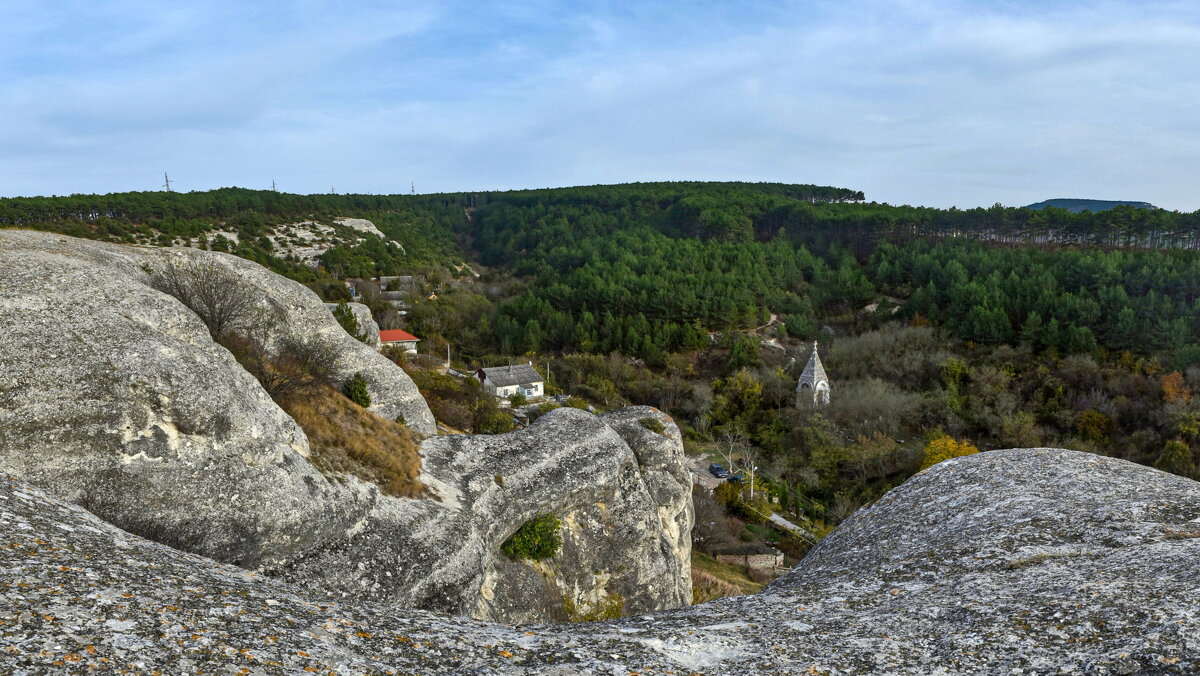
[509,393,528,407]
[474,409,515,435]
[919,435,980,470]
[639,417,666,434]
[150,259,256,342]
[226,328,341,403]
[501,514,562,560]
[343,372,371,407]
[1154,439,1197,478]
[332,301,368,343]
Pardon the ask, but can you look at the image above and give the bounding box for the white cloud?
[2,1,1199,209]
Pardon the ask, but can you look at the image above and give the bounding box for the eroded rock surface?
[3,449,1198,674]
[267,406,692,621]
[0,231,692,624]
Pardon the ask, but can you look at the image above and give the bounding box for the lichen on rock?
[2,448,1198,673]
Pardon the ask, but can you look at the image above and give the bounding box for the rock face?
[3,448,1198,674]
[0,230,692,623]
[270,406,692,620]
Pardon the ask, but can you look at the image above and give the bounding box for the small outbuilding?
[477,363,544,399]
[379,329,420,354]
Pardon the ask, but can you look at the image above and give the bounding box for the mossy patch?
[639,417,666,434]
[501,514,561,560]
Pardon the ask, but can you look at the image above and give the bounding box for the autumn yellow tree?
[1161,371,1193,404]
[920,435,981,470]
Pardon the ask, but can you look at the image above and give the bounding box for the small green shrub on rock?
[343,372,371,408]
[502,514,562,560]
[639,417,665,434]
[332,301,368,343]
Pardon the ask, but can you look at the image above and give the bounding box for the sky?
[2,0,1199,210]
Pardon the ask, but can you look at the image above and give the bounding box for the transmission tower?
[271,179,277,192]
[162,172,173,192]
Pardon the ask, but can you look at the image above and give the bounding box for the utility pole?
[446,344,451,369]
[162,172,173,192]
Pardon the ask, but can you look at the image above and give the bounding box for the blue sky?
[2,1,1199,209]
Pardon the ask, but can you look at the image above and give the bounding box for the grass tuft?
[281,385,425,498]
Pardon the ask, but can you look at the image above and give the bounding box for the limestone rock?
[0,231,691,624]
[270,407,693,622]
[3,448,1198,673]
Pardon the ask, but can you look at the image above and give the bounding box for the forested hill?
[1025,198,1158,213]
[4,182,1199,255]
[4,181,1199,517]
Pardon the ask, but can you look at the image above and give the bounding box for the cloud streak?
[2,1,1199,210]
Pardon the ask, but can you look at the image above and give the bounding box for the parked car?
[726,474,745,484]
[708,463,729,478]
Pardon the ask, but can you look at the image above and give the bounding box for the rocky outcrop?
[4,448,1198,674]
[270,406,691,620]
[0,230,433,434]
[0,230,692,623]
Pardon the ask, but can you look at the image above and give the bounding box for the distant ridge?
[1025,198,1157,213]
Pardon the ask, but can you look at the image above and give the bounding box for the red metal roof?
[379,329,420,343]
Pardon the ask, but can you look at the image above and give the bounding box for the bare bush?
[823,377,922,437]
[227,321,341,402]
[823,324,953,390]
[150,259,257,342]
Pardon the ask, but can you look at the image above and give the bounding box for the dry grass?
[691,552,763,604]
[281,386,426,498]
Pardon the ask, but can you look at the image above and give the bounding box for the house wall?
[716,553,783,570]
[382,340,418,354]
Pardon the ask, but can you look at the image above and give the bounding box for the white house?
[477,363,544,399]
[379,329,420,354]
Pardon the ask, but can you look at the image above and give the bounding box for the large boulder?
[270,406,692,620]
[0,230,692,623]
[3,448,1198,673]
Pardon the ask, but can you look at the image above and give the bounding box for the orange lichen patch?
[280,385,425,498]
[499,650,513,658]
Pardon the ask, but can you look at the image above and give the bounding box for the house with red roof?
[379,329,420,354]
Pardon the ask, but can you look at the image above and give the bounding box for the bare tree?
[717,426,762,500]
[228,323,342,402]
[150,259,256,342]
[716,427,748,476]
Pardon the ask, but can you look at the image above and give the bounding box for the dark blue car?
[708,463,729,478]
[726,474,745,484]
